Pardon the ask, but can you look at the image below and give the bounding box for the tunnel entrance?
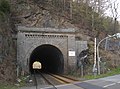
[29,44,64,74]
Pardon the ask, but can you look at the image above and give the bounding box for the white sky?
[73,0,120,20]
[105,0,120,21]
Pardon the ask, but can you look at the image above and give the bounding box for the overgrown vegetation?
[32,0,120,35]
[0,0,16,85]
[0,0,10,14]
[0,84,18,89]
[72,2,119,34]
[0,0,10,20]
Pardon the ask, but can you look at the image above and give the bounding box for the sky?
[105,0,120,21]
[73,0,120,21]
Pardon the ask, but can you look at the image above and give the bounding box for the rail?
[33,70,57,89]
[49,73,79,84]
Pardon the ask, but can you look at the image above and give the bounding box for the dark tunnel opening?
[29,44,64,74]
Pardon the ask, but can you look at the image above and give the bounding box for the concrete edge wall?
[17,26,75,33]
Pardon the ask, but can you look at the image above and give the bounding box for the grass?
[0,76,28,89]
[0,84,18,89]
[84,67,120,80]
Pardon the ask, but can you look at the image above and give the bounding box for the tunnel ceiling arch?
[29,44,64,74]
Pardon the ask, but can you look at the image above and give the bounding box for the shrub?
[0,0,10,14]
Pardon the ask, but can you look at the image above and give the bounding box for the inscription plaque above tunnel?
[17,26,76,74]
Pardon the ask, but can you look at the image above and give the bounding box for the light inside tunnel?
[32,61,42,69]
[29,44,64,74]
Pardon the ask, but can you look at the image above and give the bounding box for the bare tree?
[108,0,119,33]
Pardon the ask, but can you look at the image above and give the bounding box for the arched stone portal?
[29,44,64,74]
[17,26,76,75]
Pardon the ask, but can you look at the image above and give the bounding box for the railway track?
[49,74,79,84]
[33,70,57,89]
[33,70,79,89]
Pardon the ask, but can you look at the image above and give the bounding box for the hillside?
[0,0,120,83]
[10,0,107,38]
[10,0,75,28]
[0,0,16,83]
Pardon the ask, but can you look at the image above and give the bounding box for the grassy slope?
[84,67,120,80]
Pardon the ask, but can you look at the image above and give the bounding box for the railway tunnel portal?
[17,26,76,75]
[30,44,64,74]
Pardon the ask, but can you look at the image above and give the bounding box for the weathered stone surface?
[10,0,75,28]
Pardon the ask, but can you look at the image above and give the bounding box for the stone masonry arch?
[25,42,67,73]
[29,44,64,74]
